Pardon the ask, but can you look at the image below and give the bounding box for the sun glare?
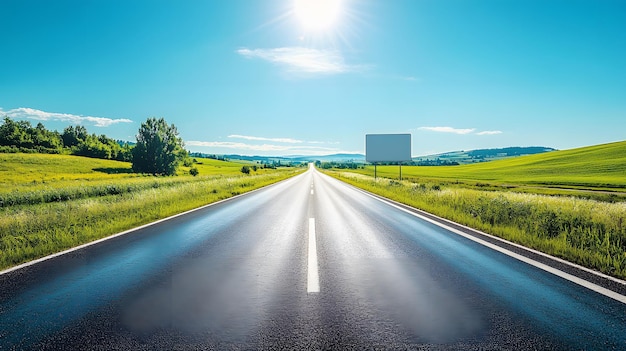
[294,0,342,32]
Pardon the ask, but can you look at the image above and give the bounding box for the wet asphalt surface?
[1,167,625,350]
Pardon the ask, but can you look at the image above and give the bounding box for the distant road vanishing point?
[1,165,625,350]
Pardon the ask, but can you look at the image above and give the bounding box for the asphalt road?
[1,165,625,350]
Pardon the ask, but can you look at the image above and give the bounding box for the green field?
[360,140,626,193]
[0,153,304,270]
[322,141,626,279]
[0,153,269,189]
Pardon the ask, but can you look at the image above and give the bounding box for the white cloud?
[0,107,132,127]
[226,134,341,145]
[187,140,344,155]
[476,130,503,135]
[187,141,291,152]
[228,134,303,144]
[418,126,476,135]
[307,140,340,145]
[417,126,503,136]
[237,47,364,75]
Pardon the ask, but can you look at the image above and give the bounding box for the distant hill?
[413,146,556,165]
[192,147,555,165]
[223,154,290,163]
[290,153,365,163]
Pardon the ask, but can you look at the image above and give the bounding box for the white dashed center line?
[307,218,320,293]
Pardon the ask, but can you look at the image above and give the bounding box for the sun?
[293,0,343,32]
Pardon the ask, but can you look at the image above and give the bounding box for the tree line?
[1,116,188,176]
[316,161,362,169]
[0,117,133,161]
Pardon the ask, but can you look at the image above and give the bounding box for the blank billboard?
[365,134,412,163]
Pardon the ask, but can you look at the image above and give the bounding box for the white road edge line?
[327,175,626,304]
[307,218,320,293]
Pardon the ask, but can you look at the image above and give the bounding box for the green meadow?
[0,153,303,270]
[0,153,266,189]
[322,141,626,279]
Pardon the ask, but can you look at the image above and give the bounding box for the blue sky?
[1,0,624,156]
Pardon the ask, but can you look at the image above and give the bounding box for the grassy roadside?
[0,154,304,271]
[322,170,626,280]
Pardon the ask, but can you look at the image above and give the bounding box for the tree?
[61,125,89,148]
[75,134,112,159]
[241,165,250,174]
[33,123,63,150]
[132,117,186,175]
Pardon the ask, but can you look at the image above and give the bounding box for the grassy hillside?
[0,153,137,186]
[413,146,555,165]
[362,141,626,190]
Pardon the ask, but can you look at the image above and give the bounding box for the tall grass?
[0,177,200,207]
[325,171,626,279]
[0,168,303,270]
